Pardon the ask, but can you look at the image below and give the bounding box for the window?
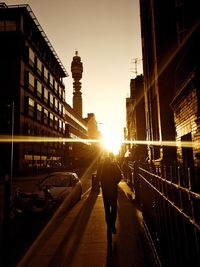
[36,103,42,121]
[54,116,58,130]
[43,108,48,125]
[28,98,35,117]
[54,98,58,112]
[36,58,42,75]
[49,73,53,89]
[36,80,42,98]
[28,47,35,67]
[44,87,48,103]
[59,86,62,98]
[58,120,62,132]
[6,20,17,31]
[49,113,53,127]
[50,93,54,108]
[63,122,65,133]
[0,20,17,31]
[27,72,35,92]
[59,103,63,115]
[54,81,58,93]
[0,21,4,31]
[43,66,48,82]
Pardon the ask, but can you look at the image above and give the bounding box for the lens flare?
[0,135,199,149]
[99,126,123,155]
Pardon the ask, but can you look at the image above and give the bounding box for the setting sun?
[101,127,123,155]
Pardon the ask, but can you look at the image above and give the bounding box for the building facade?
[125,75,146,160]
[0,4,88,176]
[139,0,200,189]
[64,103,91,168]
[85,113,100,140]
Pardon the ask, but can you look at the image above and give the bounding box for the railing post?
[133,161,140,205]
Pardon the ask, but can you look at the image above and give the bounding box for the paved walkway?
[17,181,154,267]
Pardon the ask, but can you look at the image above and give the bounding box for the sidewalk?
[17,181,154,267]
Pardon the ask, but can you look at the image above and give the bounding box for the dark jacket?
[97,157,122,201]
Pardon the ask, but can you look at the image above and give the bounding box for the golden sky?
[6,0,143,142]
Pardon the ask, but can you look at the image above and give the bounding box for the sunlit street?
[0,1,200,267]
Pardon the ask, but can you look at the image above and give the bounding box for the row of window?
[23,154,62,169]
[26,70,88,134]
[65,108,88,131]
[28,47,65,99]
[26,71,64,116]
[0,20,17,31]
[24,122,65,150]
[26,97,66,133]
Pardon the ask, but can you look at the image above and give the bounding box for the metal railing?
[132,163,200,267]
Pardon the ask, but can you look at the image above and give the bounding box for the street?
[2,167,95,267]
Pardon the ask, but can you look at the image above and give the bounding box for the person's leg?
[103,196,112,230]
[110,200,117,233]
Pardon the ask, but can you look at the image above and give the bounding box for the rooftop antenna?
[131,58,142,78]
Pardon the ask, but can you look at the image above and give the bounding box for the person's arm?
[96,162,103,183]
[113,163,123,184]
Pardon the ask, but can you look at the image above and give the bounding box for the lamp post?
[2,101,14,267]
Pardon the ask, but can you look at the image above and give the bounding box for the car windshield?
[41,174,73,187]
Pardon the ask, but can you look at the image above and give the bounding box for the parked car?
[34,172,82,208]
[11,172,82,217]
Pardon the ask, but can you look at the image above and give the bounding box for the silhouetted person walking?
[97,154,122,234]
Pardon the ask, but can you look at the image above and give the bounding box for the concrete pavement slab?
[17,181,154,267]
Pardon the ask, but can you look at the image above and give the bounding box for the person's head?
[103,152,114,164]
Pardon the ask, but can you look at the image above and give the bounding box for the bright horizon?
[6,0,143,148]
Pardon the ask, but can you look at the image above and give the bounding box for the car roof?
[49,172,78,176]
[39,172,78,184]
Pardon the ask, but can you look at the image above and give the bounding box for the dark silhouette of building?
[64,102,91,168]
[0,4,88,176]
[85,113,100,140]
[139,0,200,189]
[125,75,146,160]
[71,51,83,118]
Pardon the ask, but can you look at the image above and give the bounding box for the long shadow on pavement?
[106,184,151,267]
[47,191,99,267]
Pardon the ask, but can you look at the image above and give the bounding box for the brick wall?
[173,88,200,166]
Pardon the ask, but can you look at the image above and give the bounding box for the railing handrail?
[135,163,200,267]
[139,167,200,232]
[139,167,200,200]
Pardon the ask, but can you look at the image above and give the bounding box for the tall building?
[139,0,200,189]
[125,75,146,160]
[71,51,83,118]
[85,113,101,140]
[0,4,88,176]
[64,102,90,167]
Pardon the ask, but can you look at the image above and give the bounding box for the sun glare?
[101,127,123,155]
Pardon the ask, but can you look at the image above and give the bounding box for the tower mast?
[71,51,83,117]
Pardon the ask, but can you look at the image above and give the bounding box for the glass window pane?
[29,47,35,64]
[29,72,35,87]
[0,20,4,31]
[5,20,17,31]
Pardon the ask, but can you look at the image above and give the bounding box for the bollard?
[92,173,100,192]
